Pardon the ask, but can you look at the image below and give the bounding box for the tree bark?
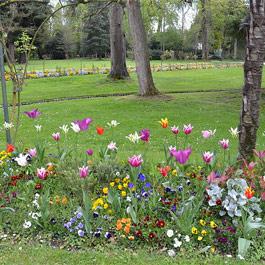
[233,38,238,60]
[127,0,159,96]
[108,2,129,80]
[201,0,209,60]
[239,0,265,160]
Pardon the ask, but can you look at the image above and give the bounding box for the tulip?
[6,144,15,153]
[28,148,37,157]
[171,148,192,164]
[52,132,60,141]
[24,108,41,119]
[107,141,118,151]
[79,166,89,178]
[229,127,239,138]
[219,139,229,149]
[37,167,47,180]
[159,118,168,128]
[74,118,92,131]
[128,155,143,167]
[183,124,193,135]
[71,122,80,133]
[140,129,150,142]
[96,127,104,135]
[126,132,141,143]
[201,129,216,139]
[202,151,214,164]
[86,149,93,156]
[253,149,265,160]
[245,187,255,199]
[171,126,179,135]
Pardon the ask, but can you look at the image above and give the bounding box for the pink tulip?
[253,149,265,160]
[202,129,216,139]
[128,155,143,167]
[28,148,37,157]
[37,167,47,180]
[183,124,193,135]
[171,126,179,135]
[79,166,89,178]
[219,139,229,150]
[52,132,60,141]
[171,148,192,164]
[202,151,214,164]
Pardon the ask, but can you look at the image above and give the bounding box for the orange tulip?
[245,187,255,199]
[159,118,168,128]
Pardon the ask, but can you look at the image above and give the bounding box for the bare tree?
[108,2,129,80]
[126,0,159,96]
[239,0,265,159]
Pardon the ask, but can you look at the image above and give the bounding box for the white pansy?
[167,249,176,257]
[59,124,69,134]
[15,154,28,167]
[126,196,132,202]
[71,122,80,133]
[35,124,42,132]
[3,122,14,130]
[166,229,174,238]
[184,235,190,242]
[173,238,182,248]
[23,220,32,229]
[107,120,120,128]
[126,131,141,144]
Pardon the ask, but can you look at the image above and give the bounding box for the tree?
[127,0,159,96]
[239,0,265,160]
[201,0,210,60]
[108,2,129,80]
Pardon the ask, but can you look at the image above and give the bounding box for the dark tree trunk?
[127,0,159,96]
[239,0,265,160]
[108,2,129,80]
[201,0,209,60]
[233,38,238,60]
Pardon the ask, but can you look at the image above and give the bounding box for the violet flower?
[24,108,41,119]
[140,129,150,142]
[74,118,92,131]
[171,148,192,164]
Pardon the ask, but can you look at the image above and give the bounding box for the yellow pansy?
[118,184,123,190]
[121,191,127,197]
[110,182,115,187]
[103,203,109,209]
[192,227,198,234]
[198,236,203,241]
[210,221,217,229]
[201,230,207,236]
[199,219,206,226]
[102,187,109,194]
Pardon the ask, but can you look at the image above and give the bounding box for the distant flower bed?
[0,111,264,261]
[4,62,243,81]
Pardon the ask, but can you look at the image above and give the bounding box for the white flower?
[167,249,176,257]
[3,122,14,130]
[184,235,190,242]
[173,238,182,248]
[166,229,174,238]
[71,122,80,133]
[31,212,41,220]
[23,220,32,229]
[126,196,132,202]
[15,154,28,167]
[116,172,121,177]
[59,124,69,134]
[34,193,40,200]
[35,124,42,132]
[126,132,141,144]
[32,200,40,209]
[107,120,120,128]
[229,127,239,138]
[107,141,118,151]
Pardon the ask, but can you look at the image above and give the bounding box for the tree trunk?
[233,38,238,60]
[127,0,159,96]
[108,2,129,80]
[201,0,209,60]
[239,0,265,160]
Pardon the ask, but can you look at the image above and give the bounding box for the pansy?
[23,220,32,229]
[173,238,182,248]
[15,154,28,167]
[166,229,174,238]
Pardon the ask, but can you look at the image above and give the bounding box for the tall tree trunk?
[108,2,129,80]
[201,0,209,60]
[239,0,265,160]
[233,38,237,60]
[127,0,159,96]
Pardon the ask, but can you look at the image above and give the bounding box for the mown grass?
[0,245,254,265]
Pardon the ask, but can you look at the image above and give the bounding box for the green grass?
[4,67,257,104]
[0,245,254,265]
[23,58,243,71]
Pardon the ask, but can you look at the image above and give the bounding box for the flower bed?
[0,110,264,261]
[4,62,243,81]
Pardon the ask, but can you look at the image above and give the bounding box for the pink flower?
[207,171,228,184]
[219,139,229,150]
[171,148,192,164]
[24,108,41,119]
[37,167,47,180]
[52,132,60,141]
[86,149,93,156]
[107,141,118,151]
[201,129,216,139]
[261,192,265,201]
[128,155,143,167]
[140,129,150,142]
[28,148,37,157]
[253,149,265,160]
[171,126,179,135]
[183,124,193,135]
[79,166,89,178]
[74,118,92,131]
[202,151,214,164]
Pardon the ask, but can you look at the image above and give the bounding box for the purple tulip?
[79,166,89,178]
[140,129,150,142]
[74,118,92,131]
[86,149,94,156]
[171,148,192,164]
[128,155,143,167]
[24,108,41,119]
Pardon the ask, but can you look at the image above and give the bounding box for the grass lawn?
[0,245,254,265]
[4,67,259,104]
[23,58,243,71]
